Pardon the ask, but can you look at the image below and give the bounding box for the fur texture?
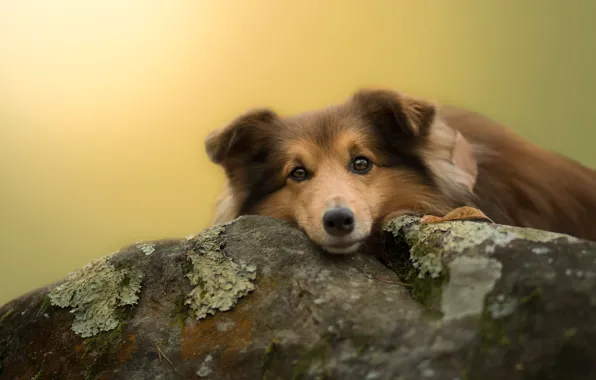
[205,88,596,253]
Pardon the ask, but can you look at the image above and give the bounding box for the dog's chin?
[320,241,363,255]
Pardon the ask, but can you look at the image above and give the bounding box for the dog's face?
[205,89,476,254]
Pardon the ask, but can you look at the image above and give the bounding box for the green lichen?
[384,215,579,280]
[498,225,579,244]
[48,257,144,338]
[185,224,257,320]
[386,214,419,234]
[136,242,155,256]
[385,216,451,279]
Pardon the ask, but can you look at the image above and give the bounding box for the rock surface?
[2,215,596,379]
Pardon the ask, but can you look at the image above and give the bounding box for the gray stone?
[1,214,596,379]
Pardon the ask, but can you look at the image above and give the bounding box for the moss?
[184,225,257,320]
[0,334,16,375]
[476,287,545,356]
[474,304,511,363]
[37,295,52,317]
[292,340,332,380]
[563,328,577,339]
[392,253,449,315]
[81,323,124,380]
[170,293,190,331]
[478,293,516,350]
[48,256,144,338]
[412,273,449,316]
[264,337,279,356]
[382,219,449,315]
[0,309,13,325]
[262,337,281,379]
[82,324,123,359]
[181,261,193,277]
[77,303,137,380]
[32,360,46,380]
[460,367,470,380]
[519,288,541,305]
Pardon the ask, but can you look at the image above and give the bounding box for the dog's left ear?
[351,89,436,140]
[204,108,278,165]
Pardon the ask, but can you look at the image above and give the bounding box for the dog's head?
[205,89,478,254]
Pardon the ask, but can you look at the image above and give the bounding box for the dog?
[204,88,596,254]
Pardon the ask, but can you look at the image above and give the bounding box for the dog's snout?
[323,207,355,236]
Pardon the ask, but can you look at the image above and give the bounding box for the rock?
[1,215,596,379]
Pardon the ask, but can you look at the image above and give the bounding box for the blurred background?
[1,0,595,306]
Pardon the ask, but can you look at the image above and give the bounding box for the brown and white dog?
[204,88,596,254]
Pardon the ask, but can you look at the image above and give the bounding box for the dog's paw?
[420,206,494,224]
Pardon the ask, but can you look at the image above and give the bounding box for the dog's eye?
[289,167,309,181]
[351,156,372,174]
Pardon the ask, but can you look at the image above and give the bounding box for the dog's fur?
[205,88,596,253]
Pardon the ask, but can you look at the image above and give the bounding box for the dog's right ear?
[205,108,278,164]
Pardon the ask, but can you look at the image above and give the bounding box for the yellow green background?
[1,0,595,306]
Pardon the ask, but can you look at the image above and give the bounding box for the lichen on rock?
[384,215,578,280]
[185,224,258,320]
[384,215,504,318]
[2,213,596,379]
[441,255,502,320]
[48,257,144,338]
[136,242,155,256]
[384,215,449,279]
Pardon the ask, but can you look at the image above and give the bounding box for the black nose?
[323,207,355,236]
